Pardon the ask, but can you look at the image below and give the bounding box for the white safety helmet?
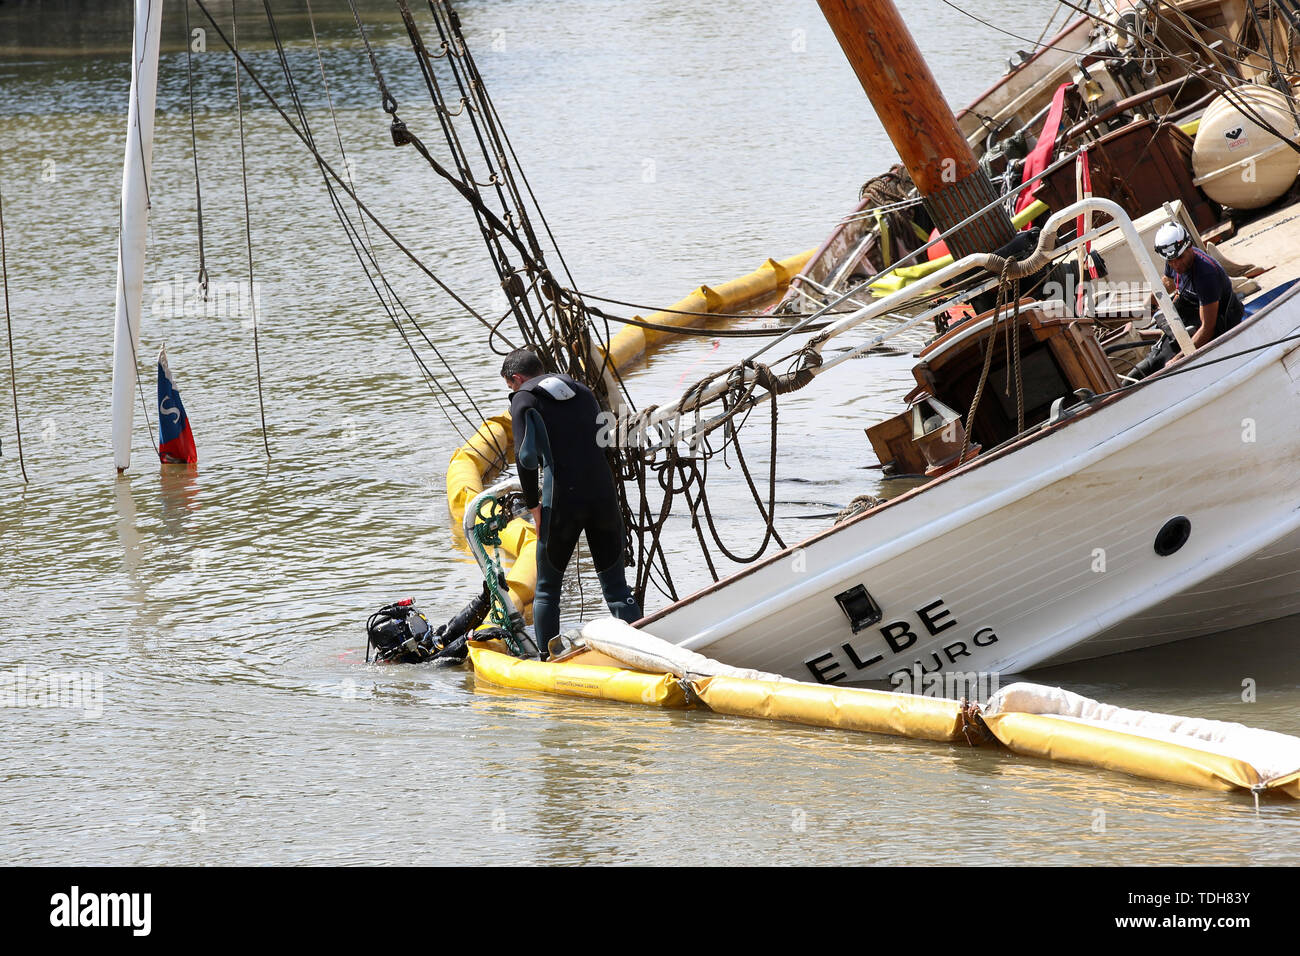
[1154,221,1193,260]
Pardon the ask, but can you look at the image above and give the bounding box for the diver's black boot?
[597,563,643,623]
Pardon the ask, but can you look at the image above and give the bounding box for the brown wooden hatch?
[1036,118,1221,235]
[867,305,1119,474]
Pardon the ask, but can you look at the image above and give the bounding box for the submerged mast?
[816,0,1016,256]
[110,0,164,472]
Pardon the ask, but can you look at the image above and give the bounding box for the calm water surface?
[2,0,1298,865]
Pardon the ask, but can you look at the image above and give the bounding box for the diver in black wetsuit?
[502,349,641,657]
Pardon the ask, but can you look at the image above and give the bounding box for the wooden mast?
[816,0,1016,257]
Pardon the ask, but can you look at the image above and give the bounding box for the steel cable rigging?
[188,0,913,606]
[192,0,517,459]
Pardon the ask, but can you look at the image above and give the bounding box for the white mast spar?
[110,0,164,472]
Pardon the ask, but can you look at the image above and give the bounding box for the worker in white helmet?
[1133,221,1244,379]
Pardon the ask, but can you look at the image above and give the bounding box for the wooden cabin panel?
[911,308,1119,450]
[1033,315,1120,393]
[911,362,938,402]
[1061,322,1121,393]
[1037,119,1220,233]
[1043,327,1092,397]
[1181,0,1248,51]
[865,410,929,476]
[923,328,1067,449]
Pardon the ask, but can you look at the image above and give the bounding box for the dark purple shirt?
[1165,248,1233,334]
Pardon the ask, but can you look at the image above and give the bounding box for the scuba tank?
[365,585,496,664]
[365,599,433,664]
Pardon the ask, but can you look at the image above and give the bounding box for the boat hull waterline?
[642,284,1300,684]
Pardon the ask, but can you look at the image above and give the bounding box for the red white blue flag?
[157,345,198,464]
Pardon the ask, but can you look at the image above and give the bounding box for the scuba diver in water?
[503,348,641,658]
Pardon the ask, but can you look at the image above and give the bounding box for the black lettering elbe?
[879,620,918,653]
[916,598,957,636]
[842,642,883,671]
[804,652,846,684]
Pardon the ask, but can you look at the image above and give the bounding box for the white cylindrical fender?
[1193,85,1300,210]
[579,618,789,682]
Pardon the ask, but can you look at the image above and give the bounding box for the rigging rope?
[191,0,512,348]
[960,261,1021,465]
[1146,0,1300,156]
[181,0,209,300]
[0,188,28,482]
[392,1,553,354]
[582,303,838,338]
[570,286,850,321]
[274,0,503,455]
[232,2,272,458]
[1034,0,1069,50]
[399,0,633,418]
[935,0,1127,60]
[1050,0,1300,154]
[132,0,155,217]
[381,0,654,569]
[307,0,507,457]
[190,0,525,478]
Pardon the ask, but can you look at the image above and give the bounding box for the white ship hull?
[641,283,1300,683]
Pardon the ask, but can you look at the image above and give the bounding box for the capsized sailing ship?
[631,0,1300,685]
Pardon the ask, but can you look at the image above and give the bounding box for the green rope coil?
[472,493,529,656]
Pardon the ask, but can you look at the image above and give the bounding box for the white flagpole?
[110,0,163,472]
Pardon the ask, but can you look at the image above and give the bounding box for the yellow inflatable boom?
[982,711,1299,796]
[599,250,813,370]
[469,643,690,708]
[468,635,1300,800]
[979,682,1300,799]
[695,675,967,743]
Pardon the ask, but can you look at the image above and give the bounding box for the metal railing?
[625,198,1185,448]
